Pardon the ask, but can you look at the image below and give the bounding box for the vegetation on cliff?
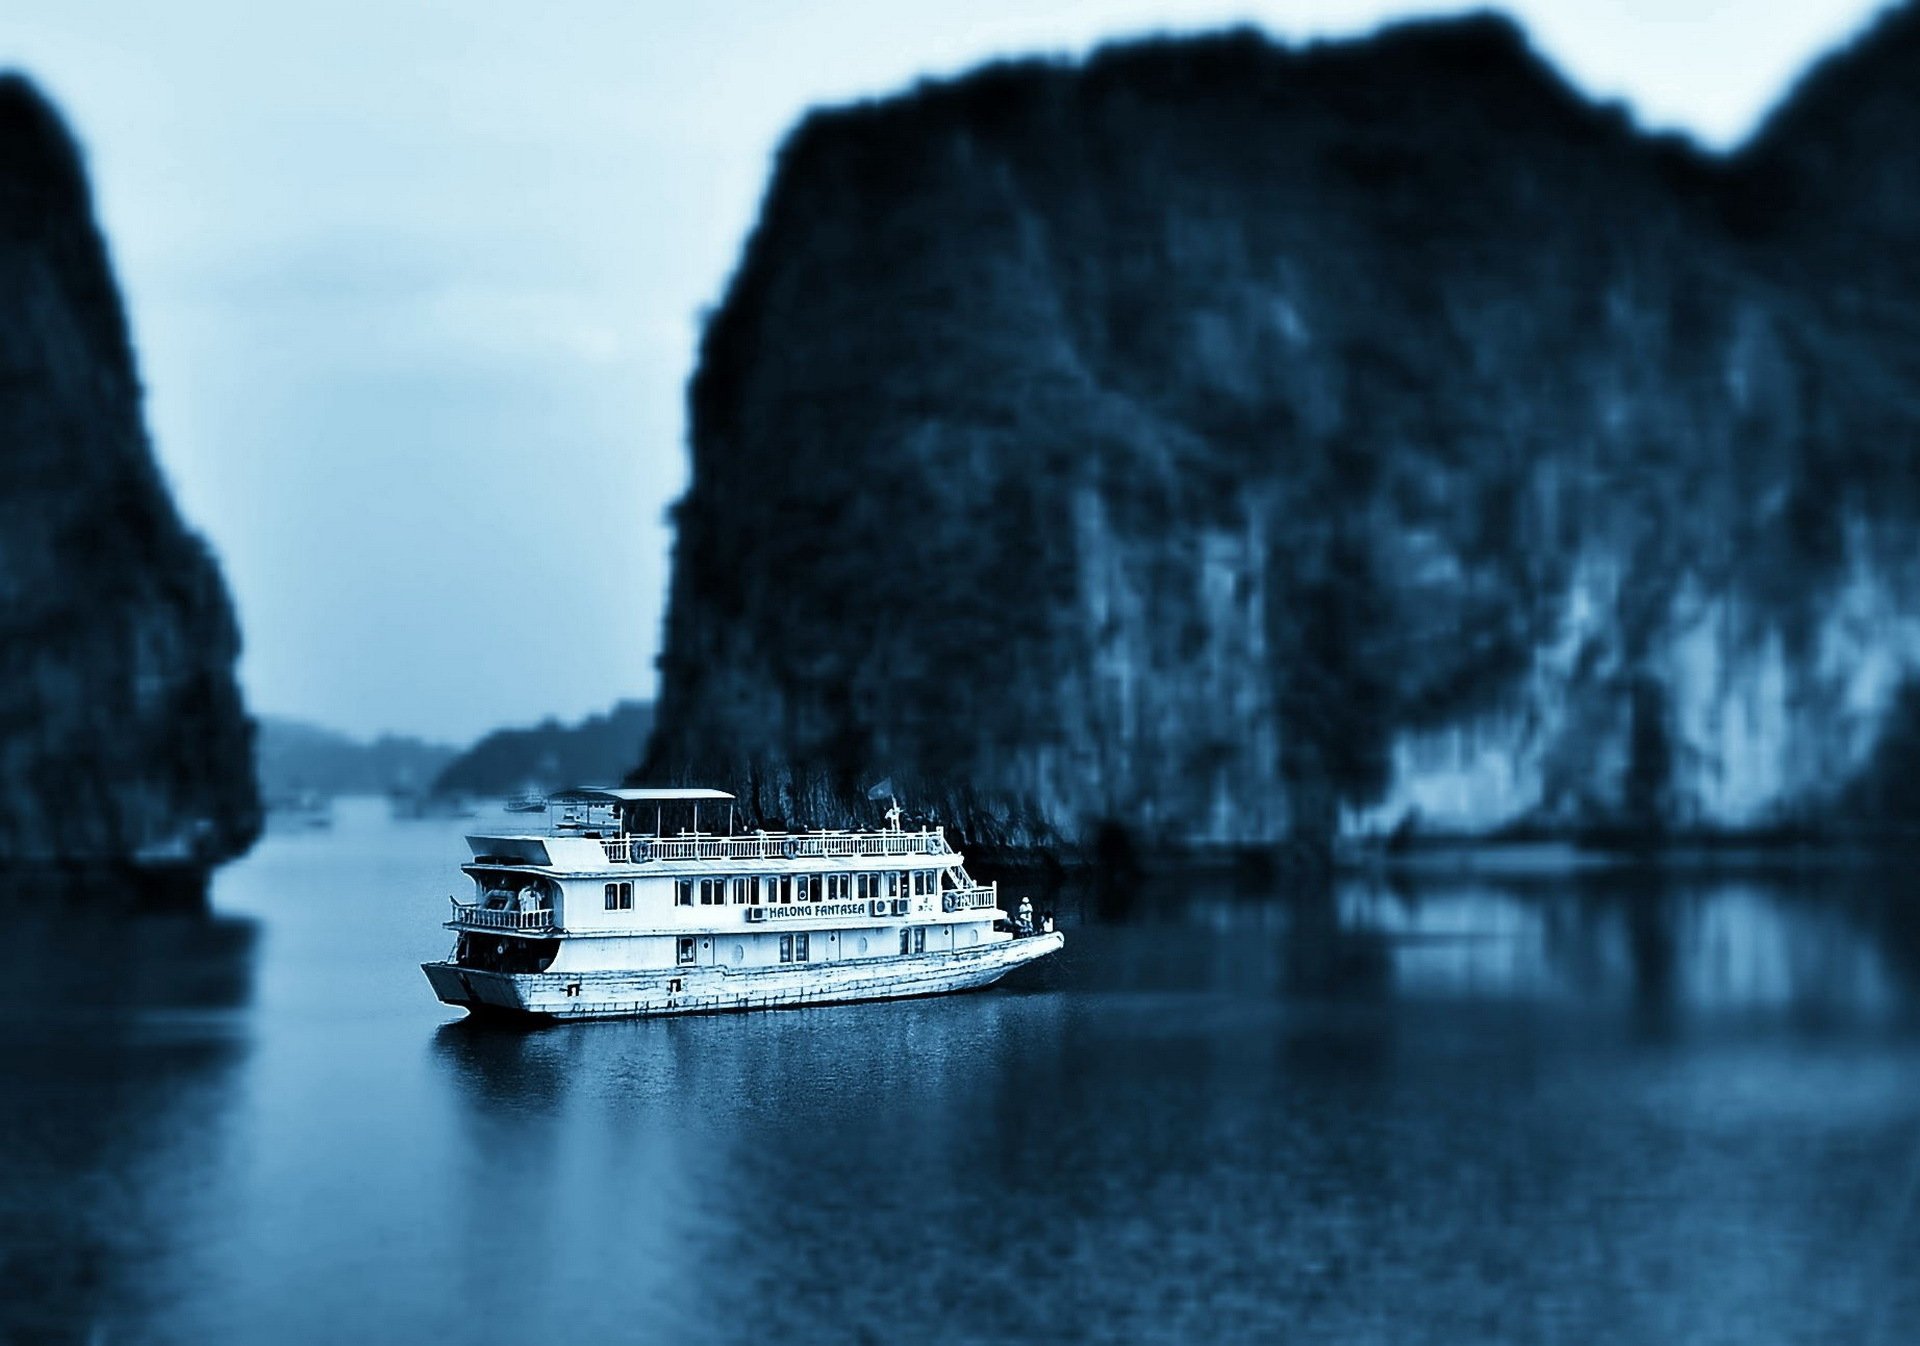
[0,76,259,870]
[649,9,1920,851]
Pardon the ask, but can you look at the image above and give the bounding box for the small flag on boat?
[865,778,895,801]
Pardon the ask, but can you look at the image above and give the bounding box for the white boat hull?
[424,930,1064,1021]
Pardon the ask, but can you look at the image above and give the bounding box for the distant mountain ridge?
[647,6,1920,853]
[253,717,458,800]
[435,700,654,798]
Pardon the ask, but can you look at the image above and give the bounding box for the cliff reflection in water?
[9,801,1920,1346]
[0,889,256,1345]
[1023,861,1920,1029]
[424,860,1920,1345]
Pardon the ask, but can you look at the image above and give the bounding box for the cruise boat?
[422,787,1065,1020]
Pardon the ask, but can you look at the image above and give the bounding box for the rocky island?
[647,8,1920,856]
[0,76,259,896]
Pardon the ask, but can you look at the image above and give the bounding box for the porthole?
[858,937,869,954]
[968,930,979,946]
[733,944,745,963]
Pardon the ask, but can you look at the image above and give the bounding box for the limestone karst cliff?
[0,76,259,878]
[647,8,1920,851]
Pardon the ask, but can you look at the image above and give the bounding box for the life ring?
[782,838,799,860]
[631,839,653,863]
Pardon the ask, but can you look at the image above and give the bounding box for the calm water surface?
[6,799,1920,1344]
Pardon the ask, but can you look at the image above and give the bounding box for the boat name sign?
[753,902,871,922]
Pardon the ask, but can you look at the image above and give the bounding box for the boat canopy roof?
[549,786,735,804]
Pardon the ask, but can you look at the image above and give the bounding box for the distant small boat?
[265,790,333,831]
[504,791,548,813]
[389,790,477,821]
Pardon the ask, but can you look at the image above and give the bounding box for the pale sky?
[2,0,1892,743]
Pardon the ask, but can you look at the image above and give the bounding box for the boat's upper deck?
[447,788,1004,939]
[465,786,956,874]
[464,825,955,871]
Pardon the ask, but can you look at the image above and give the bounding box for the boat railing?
[942,882,999,912]
[449,899,556,933]
[597,828,950,866]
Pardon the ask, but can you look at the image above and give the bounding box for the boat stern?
[423,961,548,1018]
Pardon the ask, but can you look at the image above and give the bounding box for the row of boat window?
[672,927,931,965]
[602,871,944,911]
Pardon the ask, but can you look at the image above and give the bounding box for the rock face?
[649,9,1920,851]
[0,77,259,872]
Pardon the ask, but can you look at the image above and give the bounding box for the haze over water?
[6,800,1918,1343]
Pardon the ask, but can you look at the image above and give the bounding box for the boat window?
[828,874,849,900]
[604,881,633,911]
[748,876,762,905]
[778,876,793,904]
[676,879,693,907]
[677,937,696,965]
[699,878,721,905]
[913,928,926,954]
[893,872,904,897]
[731,877,748,904]
[779,934,793,963]
[899,930,911,955]
[795,933,810,962]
